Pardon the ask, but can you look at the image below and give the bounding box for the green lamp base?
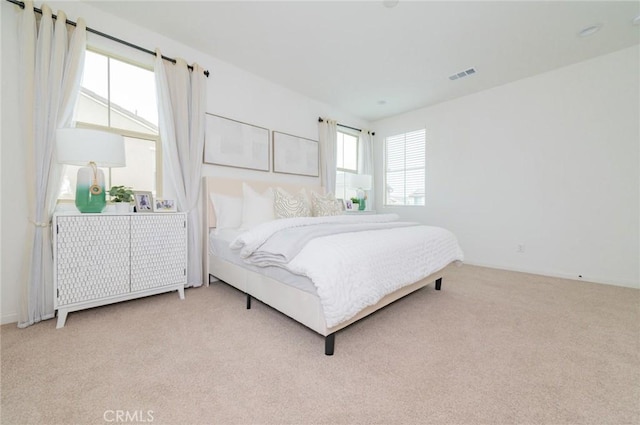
[75,166,106,213]
[75,184,106,213]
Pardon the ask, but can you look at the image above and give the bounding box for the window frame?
[335,129,360,200]
[59,48,162,202]
[336,129,359,174]
[383,128,426,207]
[75,122,162,197]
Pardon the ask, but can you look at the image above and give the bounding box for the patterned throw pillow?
[311,192,344,217]
[274,187,311,218]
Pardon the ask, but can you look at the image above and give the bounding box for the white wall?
[373,46,640,288]
[0,1,369,324]
[3,2,637,326]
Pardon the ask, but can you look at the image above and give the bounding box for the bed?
[203,177,464,355]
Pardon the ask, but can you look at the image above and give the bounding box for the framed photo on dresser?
[154,199,176,213]
[133,191,153,212]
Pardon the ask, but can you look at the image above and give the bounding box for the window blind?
[384,129,426,206]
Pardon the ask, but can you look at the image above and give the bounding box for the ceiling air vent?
[449,67,477,81]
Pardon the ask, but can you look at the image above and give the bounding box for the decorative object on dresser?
[56,128,126,213]
[347,174,372,211]
[53,212,187,328]
[349,197,360,209]
[108,185,134,213]
[134,191,153,212]
[154,199,177,212]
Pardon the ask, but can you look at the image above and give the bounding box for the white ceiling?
[84,1,640,122]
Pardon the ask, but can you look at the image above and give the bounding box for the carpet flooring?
[1,264,638,424]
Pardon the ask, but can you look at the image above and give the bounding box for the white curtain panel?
[318,118,338,193]
[154,49,207,287]
[358,131,375,210]
[18,1,86,327]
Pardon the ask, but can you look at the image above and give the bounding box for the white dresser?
[53,212,187,328]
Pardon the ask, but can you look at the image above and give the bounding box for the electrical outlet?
[516,244,525,253]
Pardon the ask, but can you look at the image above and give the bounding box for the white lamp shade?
[56,128,126,167]
[347,173,372,190]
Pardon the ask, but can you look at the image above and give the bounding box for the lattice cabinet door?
[55,215,131,306]
[130,214,187,292]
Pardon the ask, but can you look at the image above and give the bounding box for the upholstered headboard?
[203,176,323,230]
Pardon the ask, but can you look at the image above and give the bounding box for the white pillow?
[209,193,243,233]
[273,187,311,219]
[241,183,275,229]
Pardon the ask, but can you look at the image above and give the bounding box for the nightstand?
[53,212,187,328]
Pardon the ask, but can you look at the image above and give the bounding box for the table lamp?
[347,174,372,211]
[56,128,126,213]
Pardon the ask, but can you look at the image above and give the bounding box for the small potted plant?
[109,185,134,213]
[351,196,365,211]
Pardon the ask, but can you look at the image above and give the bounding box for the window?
[59,50,160,200]
[335,130,359,200]
[384,129,426,206]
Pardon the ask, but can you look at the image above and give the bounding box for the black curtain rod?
[318,117,375,136]
[6,0,210,77]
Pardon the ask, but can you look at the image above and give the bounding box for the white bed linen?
[232,216,464,327]
[209,228,317,294]
[231,213,400,257]
[244,221,417,267]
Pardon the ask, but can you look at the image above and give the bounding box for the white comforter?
[231,214,464,328]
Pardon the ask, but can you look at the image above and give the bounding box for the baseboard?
[1,312,18,326]
[463,261,639,289]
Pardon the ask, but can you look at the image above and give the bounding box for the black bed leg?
[435,277,442,291]
[246,293,252,309]
[325,333,335,356]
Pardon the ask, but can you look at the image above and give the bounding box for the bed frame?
[203,176,442,355]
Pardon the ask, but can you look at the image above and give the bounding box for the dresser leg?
[177,286,185,300]
[56,310,68,329]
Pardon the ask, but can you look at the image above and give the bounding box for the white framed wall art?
[272,131,319,177]
[204,113,270,172]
